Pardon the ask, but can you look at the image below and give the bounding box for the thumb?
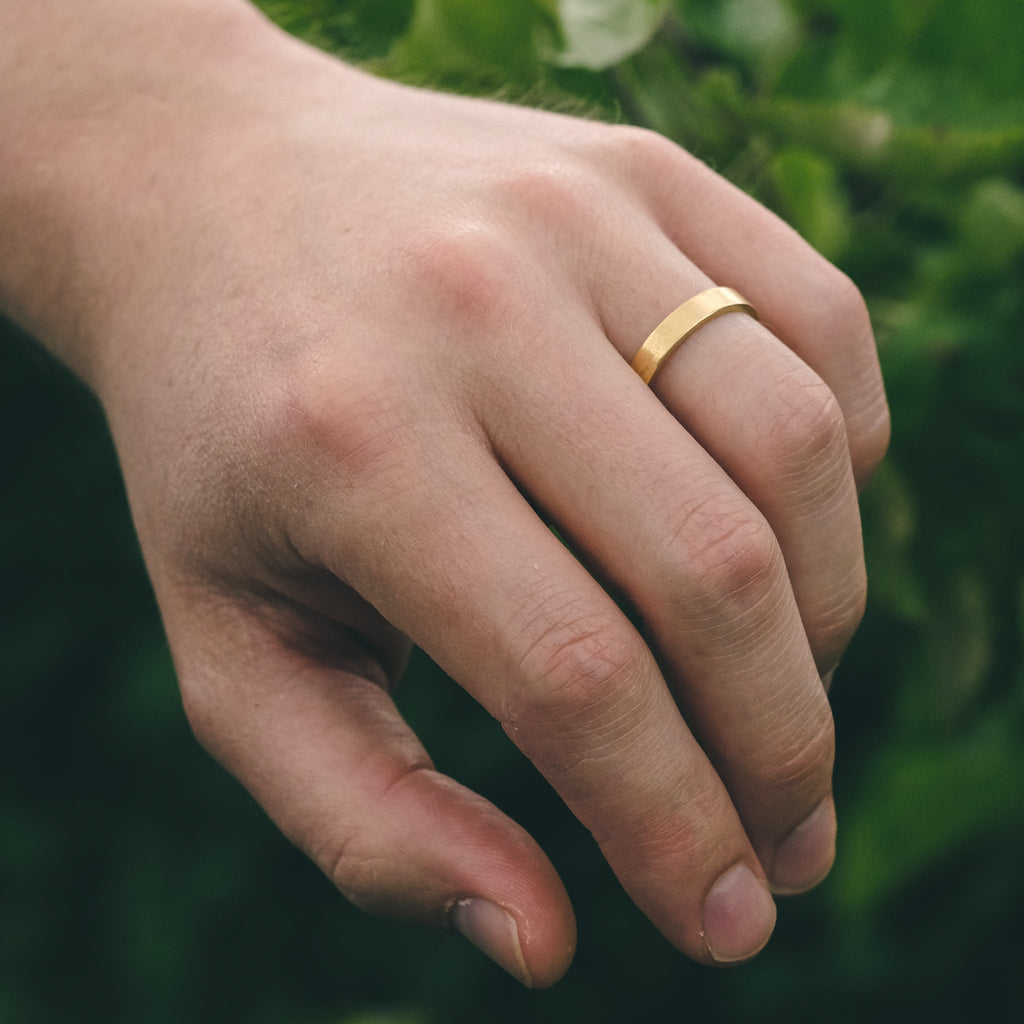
[165,596,576,989]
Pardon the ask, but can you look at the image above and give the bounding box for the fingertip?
[769,796,837,896]
[447,890,576,989]
[525,900,578,990]
[702,862,777,965]
[449,897,535,987]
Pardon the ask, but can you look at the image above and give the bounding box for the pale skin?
[0,0,890,989]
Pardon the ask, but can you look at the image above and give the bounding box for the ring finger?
[602,242,867,679]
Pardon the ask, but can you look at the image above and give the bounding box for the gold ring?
[630,286,758,386]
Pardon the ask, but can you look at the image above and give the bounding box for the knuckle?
[811,570,868,667]
[801,268,891,482]
[630,126,690,174]
[674,502,785,620]
[500,160,596,229]
[596,123,689,179]
[852,388,892,487]
[399,222,520,326]
[759,371,849,478]
[752,703,835,792]
[301,764,437,916]
[279,364,418,490]
[501,125,688,237]
[802,262,872,345]
[508,593,647,725]
[826,266,872,335]
[310,823,386,912]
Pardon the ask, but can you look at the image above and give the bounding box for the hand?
[1,0,889,988]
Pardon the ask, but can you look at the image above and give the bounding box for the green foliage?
[768,146,851,258]
[552,0,670,70]
[5,0,1024,1022]
[386,0,556,88]
[255,0,413,59]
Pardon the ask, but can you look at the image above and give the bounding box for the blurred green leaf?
[834,716,1024,923]
[747,96,1024,182]
[860,460,928,624]
[337,1012,427,1024]
[385,0,556,87]
[768,146,850,258]
[551,0,669,70]
[254,0,413,58]
[676,0,800,87]
[957,178,1024,271]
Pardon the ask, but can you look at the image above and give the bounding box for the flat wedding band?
[630,286,759,386]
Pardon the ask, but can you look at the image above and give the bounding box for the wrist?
[0,0,354,385]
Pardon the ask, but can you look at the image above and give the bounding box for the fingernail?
[770,797,837,895]
[449,898,533,988]
[703,863,776,964]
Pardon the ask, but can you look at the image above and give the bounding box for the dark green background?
[3,1,1023,1021]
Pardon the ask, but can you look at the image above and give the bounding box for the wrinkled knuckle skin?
[508,596,647,729]
[300,816,408,917]
[811,570,868,671]
[316,829,391,914]
[679,505,785,623]
[752,705,836,797]
[760,374,849,481]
